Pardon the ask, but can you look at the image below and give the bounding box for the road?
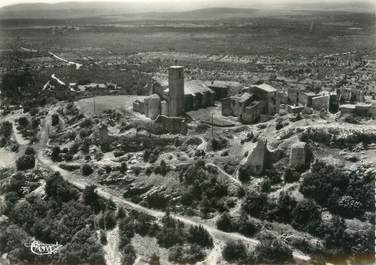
[207,162,242,186]
[49,51,82,70]
[11,109,314,263]
[34,111,260,246]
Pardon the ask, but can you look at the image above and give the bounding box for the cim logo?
[24,240,63,256]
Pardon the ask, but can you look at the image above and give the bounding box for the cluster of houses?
[132,64,376,131]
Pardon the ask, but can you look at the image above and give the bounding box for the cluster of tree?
[17,115,40,143]
[239,165,283,185]
[16,147,36,171]
[0,69,54,110]
[179,160,229,216]
[216,211,259,237]
[1,172,106,265]
[0,121,18,150]
[117,210,212,264]
[222,239,292,264]
[159,213,213,263]
[143,147,161,163]
[300,160,374,219]
[241,188,374,260]
[153,160,169,176]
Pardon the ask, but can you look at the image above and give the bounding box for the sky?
[0,0,373,8]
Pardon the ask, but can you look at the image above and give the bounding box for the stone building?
[221,93,253,118]
[144,94,161,120]
[134,66,216,121]
[241,101,265,123]
[168,66,185,117]
[299,92,317,107]
[249,83,280,115]
[289,142,307,169]
[312,94,330,111]
[205,80,242,100]
[222,83,280,124]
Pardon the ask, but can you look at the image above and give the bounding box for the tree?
[0,224,33,262]
[82,164,94,176]
[83,185,102,213]
[291,199,321,234]
[45,172,78,203]
[187,225,213,248]
[120,162,128,174]
[7,172,26,195]
[116,207,127,220]
[1,121,13,139]
[18,116,29,127]
[1,70,34,99]
[16,154,35,171]
[216,212,233,232]
[222,241,247,262]
[59,227,105,265]
[242,192,268,218]
[237,211,258,237]
[51,146,61,162]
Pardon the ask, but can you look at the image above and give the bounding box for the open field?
[0,11,375,57]
[75,95,147,114]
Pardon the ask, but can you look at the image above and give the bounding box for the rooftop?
[239,92,253,103]
[252,83,277,93]
[163,80,214,96]
[205,80,242,89]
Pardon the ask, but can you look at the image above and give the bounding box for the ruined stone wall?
[312,94,330,111]
[156,115,187,134]
[289,142,307,169]
[144,95,161,120]
[133,100,144,114]
[243,138,268,176]
[222,98,232,116]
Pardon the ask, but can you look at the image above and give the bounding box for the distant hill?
[0,1,374,19]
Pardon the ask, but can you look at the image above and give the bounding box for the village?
[0,5,375,265]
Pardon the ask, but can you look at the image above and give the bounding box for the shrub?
[24,146,35,156]
[1,121,12,139]
[18,116,29,127]
[100,230,107,245]
[82,164,94,176]
[256,239,292,264]
[16,155,35,171]
[116,207,127,220]
[222,241,247,262]
[80,118,93,128]
[283,167,301,183]
[51,146,61,162]
[242,192,268,218]
[168,244,206,264]
[216,212,234,232]
[291,199,321,234]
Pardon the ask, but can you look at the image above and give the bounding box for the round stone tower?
[168,66,185,117]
